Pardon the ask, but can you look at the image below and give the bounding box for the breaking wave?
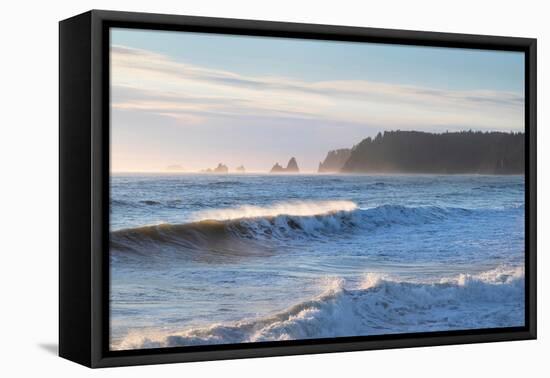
[110,200,358,261]
[109,201,507,261]
[113,265,525,350]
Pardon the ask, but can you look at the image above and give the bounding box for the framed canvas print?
[59,10,537,368]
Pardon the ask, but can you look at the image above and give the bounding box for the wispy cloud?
[111,44,524,131]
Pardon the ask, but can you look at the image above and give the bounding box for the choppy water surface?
[110,174,525,350]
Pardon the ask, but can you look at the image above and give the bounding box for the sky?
[110,28,525,173]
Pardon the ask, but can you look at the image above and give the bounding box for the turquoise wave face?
[109,174,525,350]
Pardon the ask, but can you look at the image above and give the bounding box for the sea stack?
[213,163,229,173]
[270,163,284,173]
[270,157,300,173]
[202,163,229,173]
[286,157,299,172]
[236,165,246,173]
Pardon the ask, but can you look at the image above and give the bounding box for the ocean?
[109,174,525,350]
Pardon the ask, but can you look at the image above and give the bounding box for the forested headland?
[318,130,524,174]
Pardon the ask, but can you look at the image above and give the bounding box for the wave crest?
[192,200,358,222]
[111,201,359,259]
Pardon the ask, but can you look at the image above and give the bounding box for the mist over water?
[110,174,525,350]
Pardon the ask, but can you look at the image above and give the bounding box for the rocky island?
[270,157,300,173]
[201,163,229,173]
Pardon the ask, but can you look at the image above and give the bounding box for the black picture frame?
[59,9,537,368]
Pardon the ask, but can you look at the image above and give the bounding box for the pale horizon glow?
[110,28,525,173]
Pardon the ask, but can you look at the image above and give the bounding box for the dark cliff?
[318,149,352,173]
[341,130,524,174]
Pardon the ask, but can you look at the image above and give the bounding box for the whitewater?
[110,174,525,350]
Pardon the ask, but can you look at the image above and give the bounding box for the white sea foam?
[192,200,358,222]
[113,265,525,350]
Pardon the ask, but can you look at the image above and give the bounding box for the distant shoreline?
[115,130,524,176]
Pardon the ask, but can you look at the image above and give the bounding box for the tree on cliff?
[318,149,351,173]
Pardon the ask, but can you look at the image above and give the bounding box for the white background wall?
[0,0,547,376]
